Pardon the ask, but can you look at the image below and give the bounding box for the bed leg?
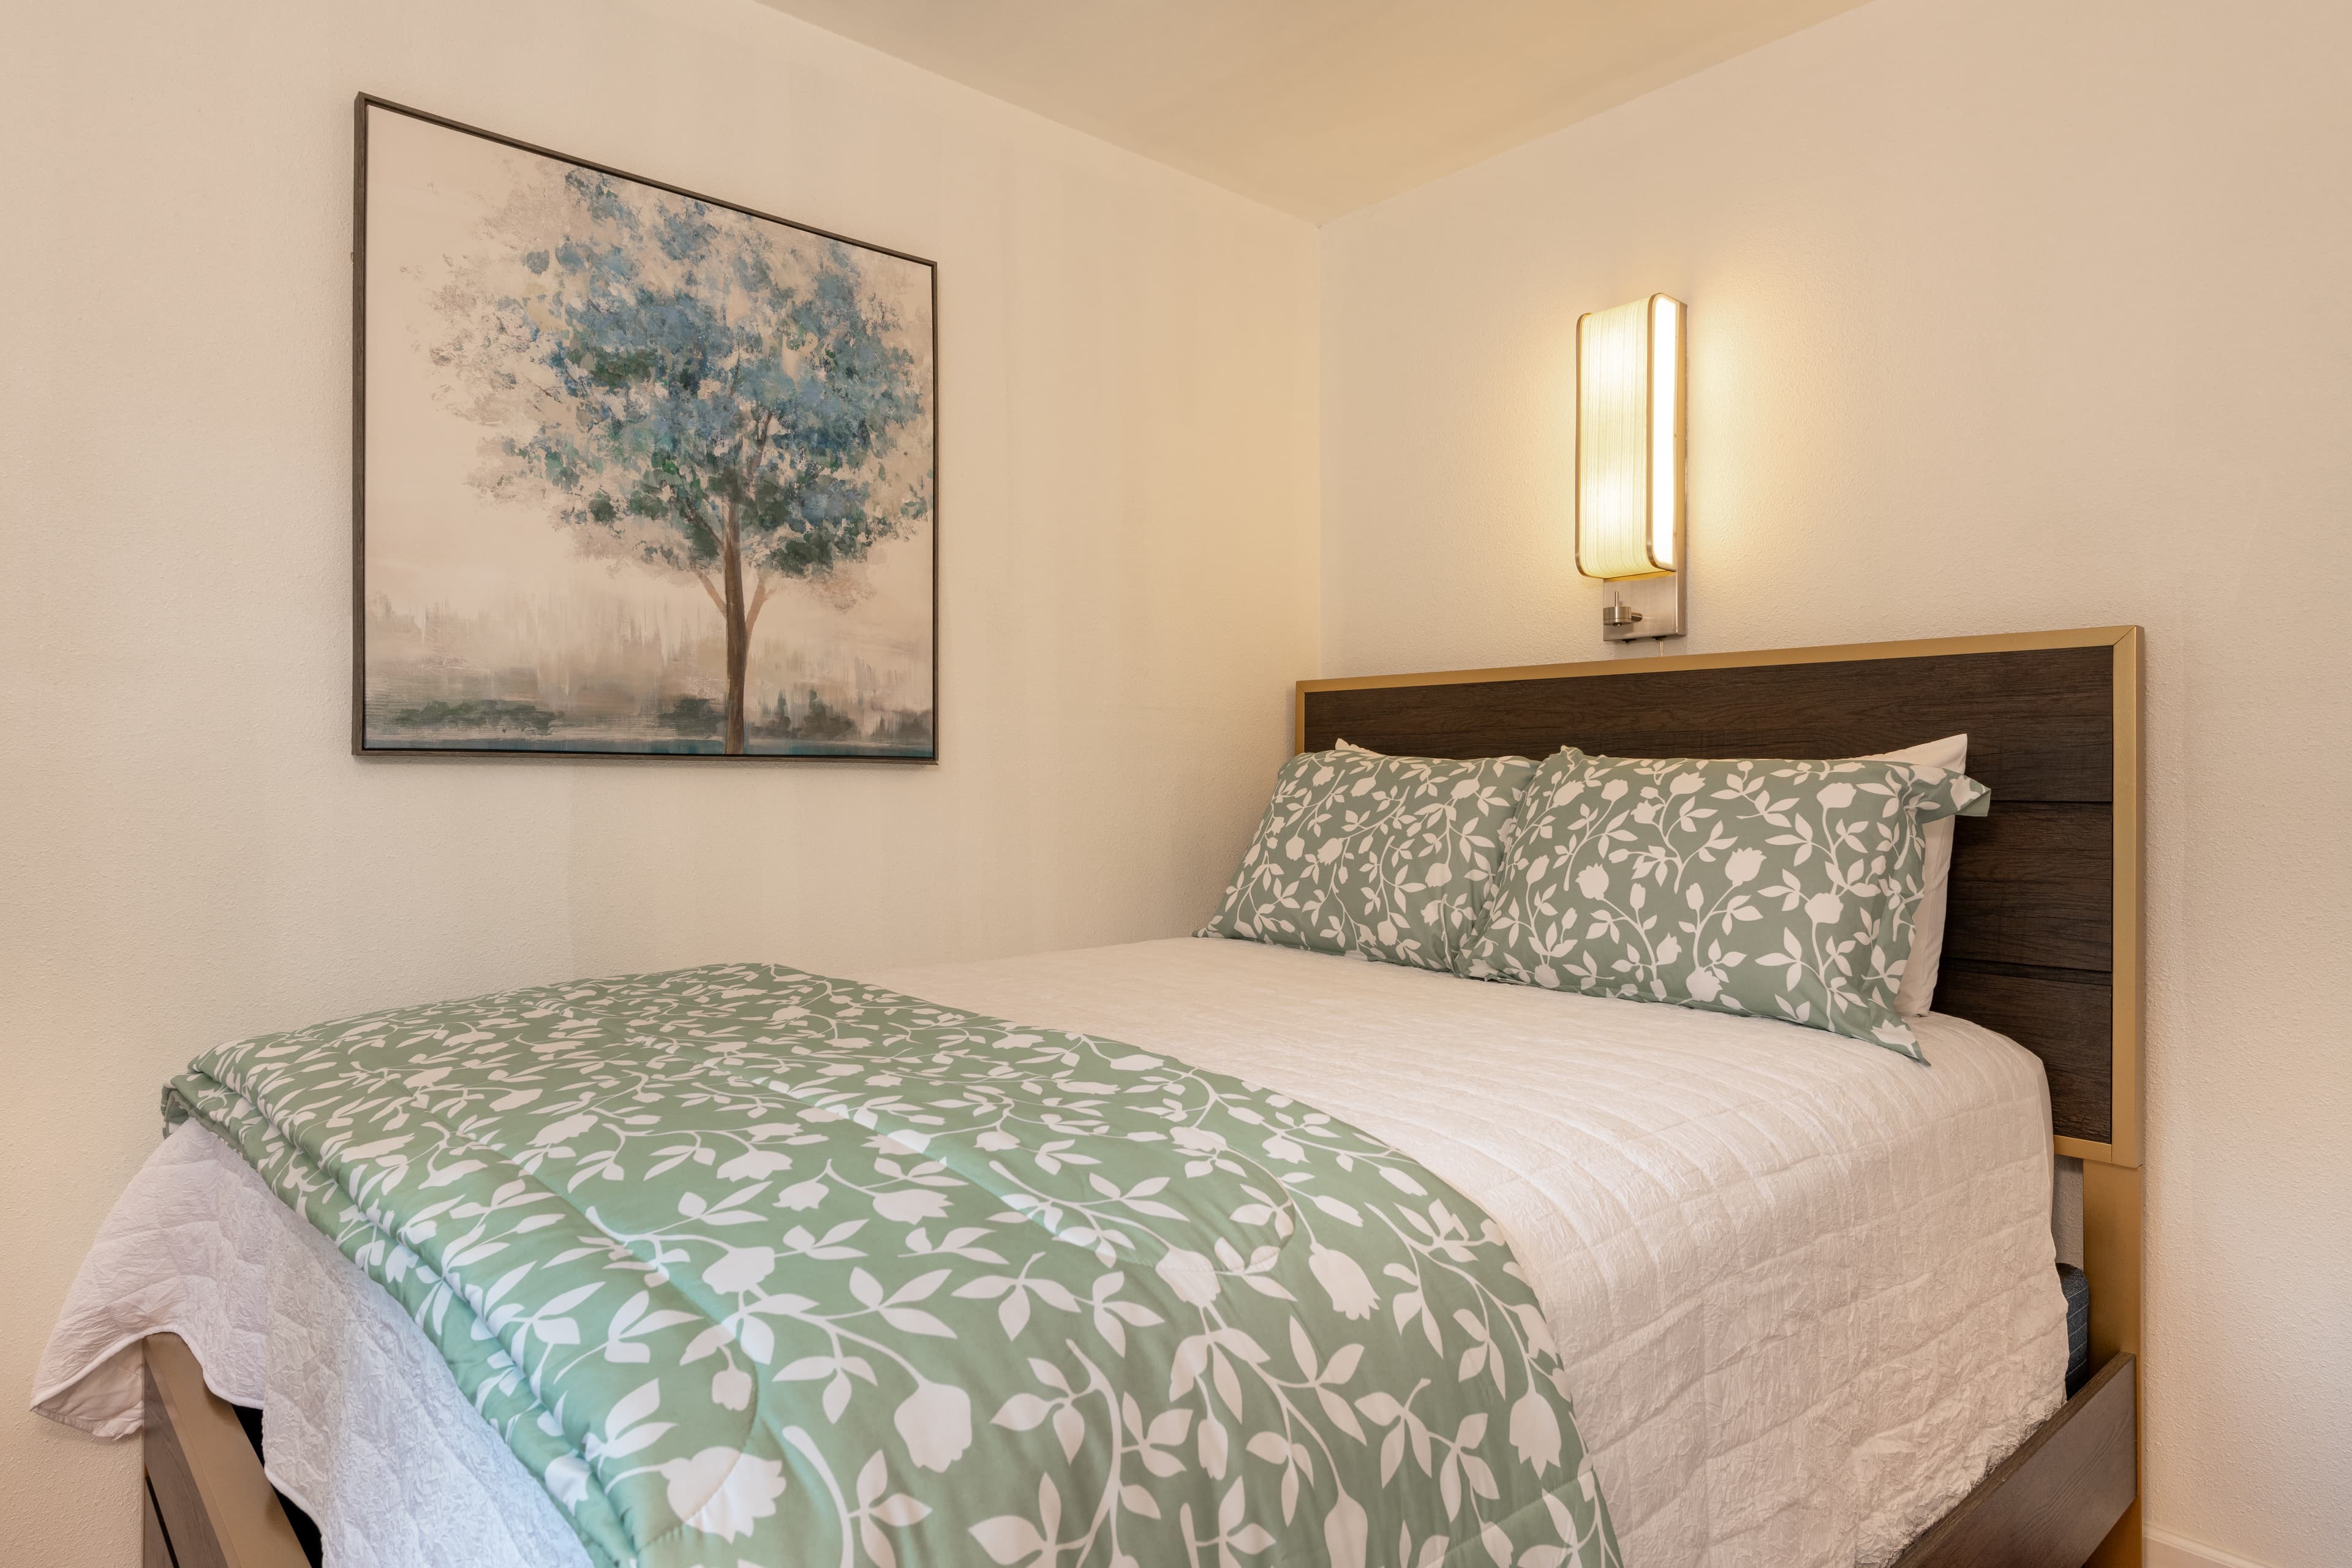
[2081,1161,2143,1568]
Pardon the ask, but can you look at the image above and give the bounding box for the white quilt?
[36,938,2065,1568]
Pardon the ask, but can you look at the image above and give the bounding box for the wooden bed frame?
[137,625,2144,1568]
[140,1332,306,1568]
[1298,624,2144,1568]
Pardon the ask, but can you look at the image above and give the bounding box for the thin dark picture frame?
[351,93,941,763]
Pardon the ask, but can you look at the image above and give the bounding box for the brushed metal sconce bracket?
[1600,571,1685,643]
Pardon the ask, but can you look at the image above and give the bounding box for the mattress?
[2058,1262,2092,1395]
[36,937,2066,1568]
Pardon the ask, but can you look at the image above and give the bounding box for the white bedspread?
[36,938,2066,1568]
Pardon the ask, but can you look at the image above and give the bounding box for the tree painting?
[358,102,935,758]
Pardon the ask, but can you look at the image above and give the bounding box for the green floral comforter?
[168,965,1621,1568]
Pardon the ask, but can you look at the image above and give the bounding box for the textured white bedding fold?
[32,1119,589,1567]
[37,938,2065,1568]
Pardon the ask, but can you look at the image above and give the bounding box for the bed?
[37,626,2144,1568]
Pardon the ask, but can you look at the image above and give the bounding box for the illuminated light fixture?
[1575,293,1686,641]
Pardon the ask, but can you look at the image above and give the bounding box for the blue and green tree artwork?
[360,104,935,757]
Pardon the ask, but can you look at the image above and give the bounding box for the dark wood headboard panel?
[1298,627,2143,1164]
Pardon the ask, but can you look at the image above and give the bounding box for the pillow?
[1463,748,1989,1059]
[1202,748,1534,971]
[1354,734,1967,1014]
[1863,734,1968,1015]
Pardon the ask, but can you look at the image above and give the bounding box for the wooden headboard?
[1297,627,2143,1167]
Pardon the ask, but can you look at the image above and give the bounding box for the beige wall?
[0,1,1317,1560]
[12,0,2350,1564]
[1319,1,2351,1564]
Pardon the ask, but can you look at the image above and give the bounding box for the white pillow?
[1339,733,1965,1015]
[1861,734,1969,1016]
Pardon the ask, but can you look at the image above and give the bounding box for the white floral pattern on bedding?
[166,964,1623,1568]
[1464,749,1989,1058]
[1201,749,1534,973]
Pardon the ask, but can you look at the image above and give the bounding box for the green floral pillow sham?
[1463,748,1989,1059]
[1202,748,1534,971]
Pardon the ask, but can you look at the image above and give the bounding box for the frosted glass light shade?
[1576,293,1684,580]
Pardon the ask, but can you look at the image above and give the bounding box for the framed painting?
[353,96,937,759]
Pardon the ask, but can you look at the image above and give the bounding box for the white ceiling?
[755,0,1875,222]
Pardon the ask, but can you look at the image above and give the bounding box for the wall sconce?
[1576,293,1686,641]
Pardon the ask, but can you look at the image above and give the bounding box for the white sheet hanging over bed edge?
[36,938,2065,1568]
